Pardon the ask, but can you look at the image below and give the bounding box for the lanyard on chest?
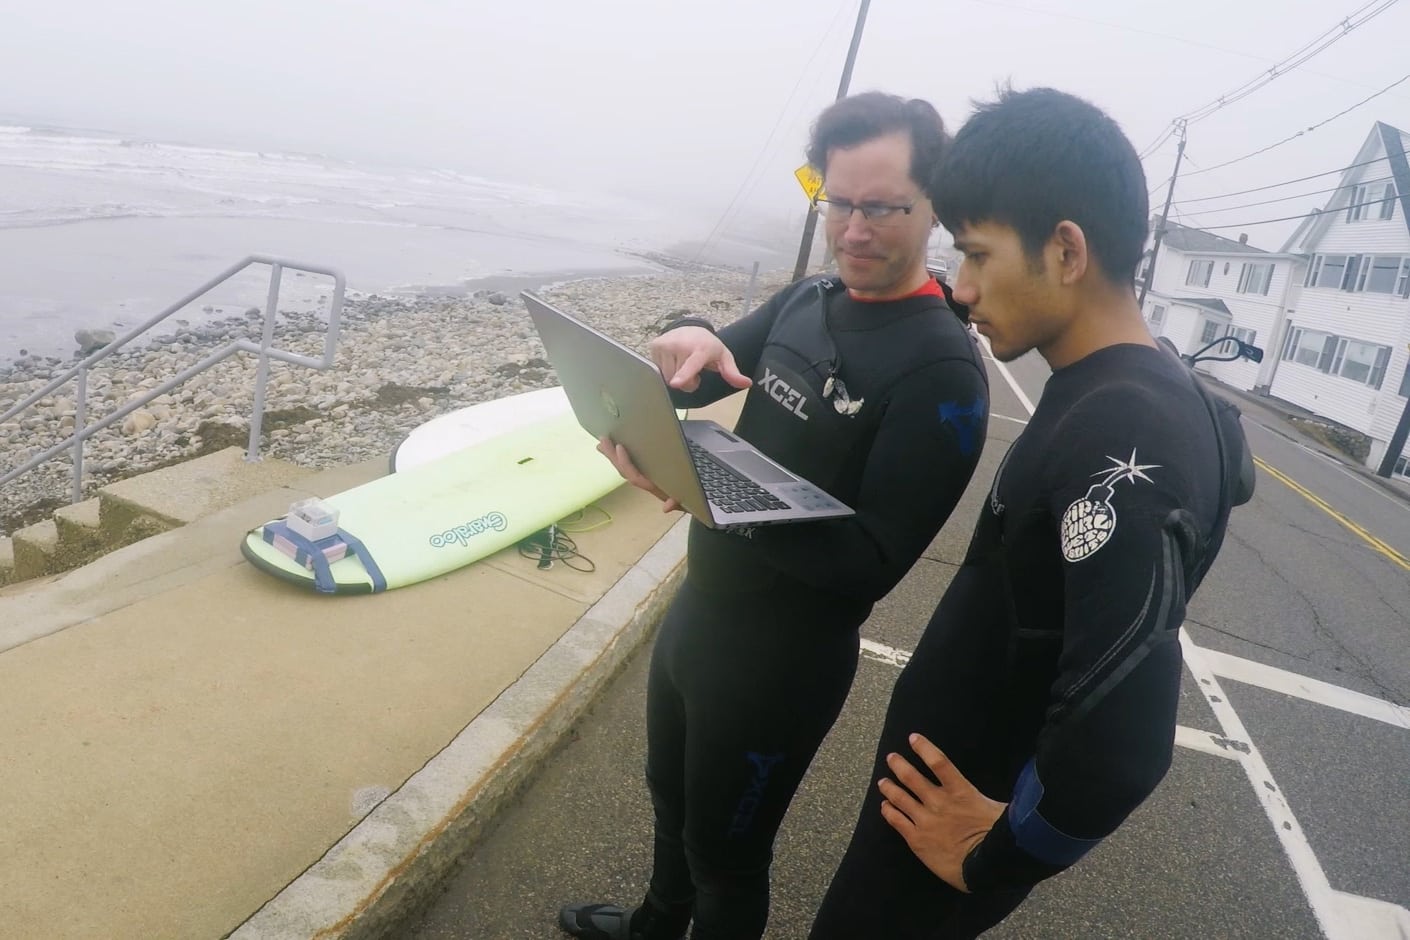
[812,278,863,417]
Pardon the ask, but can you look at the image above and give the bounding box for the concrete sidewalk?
[0,394,743,940]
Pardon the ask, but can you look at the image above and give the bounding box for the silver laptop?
[521,290,854,530]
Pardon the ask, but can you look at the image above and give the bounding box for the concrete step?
[53,498,105,569]
[0,536,13,587]
[12,519,59,582]
[98,446,312,548]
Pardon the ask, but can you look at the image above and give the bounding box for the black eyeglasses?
[813,197,918,225]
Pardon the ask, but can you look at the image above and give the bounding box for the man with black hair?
[808,86,1248,938]
[557,92,990,940]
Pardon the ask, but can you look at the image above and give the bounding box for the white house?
[1266,121,1410,477]
[1137,221,1305,392]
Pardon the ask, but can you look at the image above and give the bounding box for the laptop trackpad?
[716,449,795,484]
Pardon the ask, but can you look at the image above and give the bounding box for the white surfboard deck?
[391,386,571,472]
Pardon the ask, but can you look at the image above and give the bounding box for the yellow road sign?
[794,164,826,201]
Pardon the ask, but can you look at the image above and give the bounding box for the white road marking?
[861,641,1240,762]
[978,336,1038,415]
[1201,647,1410,731]
[1180,628,1352,940]
[991,413,1030,427]
[859,637,910,668]
[1332,891,1410,939]
[1174,725,1245,760]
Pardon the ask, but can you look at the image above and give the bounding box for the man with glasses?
[560,91,990,940]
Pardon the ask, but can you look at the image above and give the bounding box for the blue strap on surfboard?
[262,520,387,594]
[334,527,387,593]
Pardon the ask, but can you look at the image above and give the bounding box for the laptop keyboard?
[687,441,792,514]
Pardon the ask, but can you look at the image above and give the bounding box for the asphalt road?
[399,347,1410,940]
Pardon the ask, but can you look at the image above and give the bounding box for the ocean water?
[0,123,697,364]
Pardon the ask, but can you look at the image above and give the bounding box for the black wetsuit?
[641,275,990,940]
[810,343,1231,938]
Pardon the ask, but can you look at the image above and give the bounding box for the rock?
[121,409,157,436]
[75,328,117,355]
[487,292,508,306]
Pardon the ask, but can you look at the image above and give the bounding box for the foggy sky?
[2,0,1407,250]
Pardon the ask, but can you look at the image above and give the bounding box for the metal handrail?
[1,255,345,504]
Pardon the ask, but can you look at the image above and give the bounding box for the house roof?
[1158,220,1268,255]
[1170,296,1233,316]
[1378,121,1410,241]
[1280,121,1410,252]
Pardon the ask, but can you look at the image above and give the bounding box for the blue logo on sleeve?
[938,399,986,457]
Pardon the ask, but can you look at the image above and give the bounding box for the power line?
[1172,154,1393,204]
[1189,194,1397,231]
[1175,0,1400,127]
[1172,175,1394,215]
[1138,126,1177,162]
[1147,175,1173,200]
[964,0,1410,104]
[690,0,852,263]
[1139,0,1401,249]
[1185,71,1410,177]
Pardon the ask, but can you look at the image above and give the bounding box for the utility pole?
[791,0,872,282]
[1137,120,1187,309]
[1377,349,1410,478]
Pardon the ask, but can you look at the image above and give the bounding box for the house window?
[1305,256,1322,287]
[1337,339,1392,388]
[1400,362,1410,398]
[1348,184,1369,221]
[1344,255,1365,291]
[1199,320,1223,345]
[1399,259,1410,298]
[1347,182,1397,222]
[1230,326,1257,347]
[1285,329,1392,387]
[1237,262,1274,295]
[1365,256,1403,294]
[1186,260,1213,287]
[1315,254,1348,288]
[1149,304,1166,326]
[1285,328,1333,368]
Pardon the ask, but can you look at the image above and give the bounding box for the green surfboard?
[240,409,624,595]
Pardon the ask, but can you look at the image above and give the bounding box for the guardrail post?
[247,263,283,462]
[741,261,760,318]
[72,366,88,504]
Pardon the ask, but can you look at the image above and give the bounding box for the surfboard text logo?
[429,511,509,548]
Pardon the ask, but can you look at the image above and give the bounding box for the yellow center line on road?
[1254,456,1410,572]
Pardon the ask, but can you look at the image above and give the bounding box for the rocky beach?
[0,262,794,536]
